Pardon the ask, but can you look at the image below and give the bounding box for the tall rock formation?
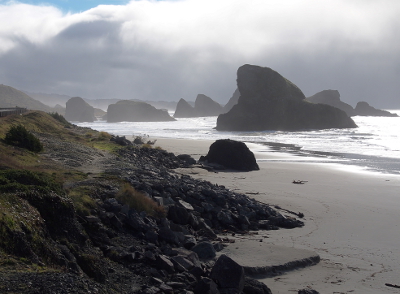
[65,97,95,122]
[306,90,355,117]
[107,100,176,122]
[222,89,240,113]
[216,64,357,131]
[173,98,197,118]
[354,101,398,117]
[174,94,223,118]
[194,94,223,117]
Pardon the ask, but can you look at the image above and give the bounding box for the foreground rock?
[65,97,95,122]
[306,90,355,117]
[107,100,176,122]
[216,64,357,131]
[354,101,398,117]
[199,139,259,171]
[174,94,223,118]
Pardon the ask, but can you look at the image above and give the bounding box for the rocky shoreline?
[0,123,315,294]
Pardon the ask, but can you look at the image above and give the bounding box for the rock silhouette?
[216,64,357,131]
[107,100,175,122]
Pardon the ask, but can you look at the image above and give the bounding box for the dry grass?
[116,183,165,217]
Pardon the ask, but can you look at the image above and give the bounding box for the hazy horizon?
[1,0,400,108]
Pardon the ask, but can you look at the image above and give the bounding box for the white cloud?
[0,0,400,107]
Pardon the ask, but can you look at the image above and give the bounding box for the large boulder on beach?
[306,90,355,117]
[210,254,245,294]
[200,139,259,171]
[107,100,176,122]
[65,97,95,122]
[354,101,398,117]
[216,64,357,131]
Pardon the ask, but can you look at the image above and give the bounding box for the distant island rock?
[216,64,357,131]
[107,100,175,122]
[222,89,240,113]
[174,98,198,118]
[65,97,95,122]
[195,94,223,116]
[174,94,223,118]
[354,101,398,117]
[306,90,355,117]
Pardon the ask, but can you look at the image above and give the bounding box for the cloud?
[1,0,400,107]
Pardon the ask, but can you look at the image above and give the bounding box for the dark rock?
[177,154,197,165]
[210,254,245,294]
[216,64,357,131]
[306,90,355,117]
[110,135,132,146]
[194,277,220,294]
[168,205,190,225]
[171,255,194,271]
[155,255,175,274]
[174,95,223,118]
[243,277,272,294]
[222,88,240,113]
[200,139,259,171]
[298,289,320,294]
[354,101,398,117]
[195,94,224,117]
[191,242,216,260]
[174,98,198,118]
[107,100,176,122]
[65,97,95,122]
[158,227,180,246]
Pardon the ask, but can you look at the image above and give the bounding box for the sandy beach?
[155,138,400,293]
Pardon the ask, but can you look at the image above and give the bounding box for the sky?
[0,0,399,108]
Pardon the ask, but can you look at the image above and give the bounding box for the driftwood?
[292,180,308,184]
[385,283,400,289]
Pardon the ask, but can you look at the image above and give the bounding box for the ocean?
[77,110,400,175]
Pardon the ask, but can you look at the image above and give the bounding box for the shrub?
[49,112,71,126]
[4,125,43,152]
[98,131,112,140]
[0,170,63,194]
[116,183,165,217]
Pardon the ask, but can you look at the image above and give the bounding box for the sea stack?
[306,90,355,117]
[65,97,95,122]
[107,100,176,122]
[216,64,357,131]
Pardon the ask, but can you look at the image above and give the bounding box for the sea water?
[77,110,400,175]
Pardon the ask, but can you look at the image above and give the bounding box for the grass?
[116,183,165,217]
[68,187,97,217]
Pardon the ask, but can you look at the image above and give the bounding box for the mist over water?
[78,110,400,175]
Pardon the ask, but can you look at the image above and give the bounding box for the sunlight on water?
[77,110,400,174]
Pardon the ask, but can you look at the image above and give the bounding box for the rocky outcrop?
[222,88,240,113]
[306,90,355,117]
[216,64,357,131]
[354,101,398,117]
[199,139,259,171]
[65,97,95,122]
[195,94,223,117]
[174,94,223,118]
[107,100,175,122]
[173,98,197,118]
